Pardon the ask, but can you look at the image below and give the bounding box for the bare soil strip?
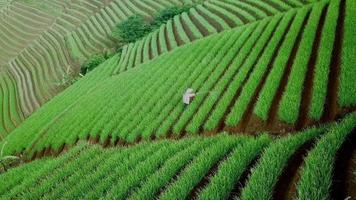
[180,14,197,41]
[172,22,184,46]
[330,129,356,200]
[272,140,315,200]
[296,6,328,129]
[266,11,311,129]
[239,17,287,132]
[322,0,345,122]
[195,7,224,32]
[239,0,273,16]
[188,12,209,37]
[156,32,162,55]
[164,26,172,51]
[148,36,153,59]
[227,156,261,200]
[186,150,233,200]
[205,4,236,28]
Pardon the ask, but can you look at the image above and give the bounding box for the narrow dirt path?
[266,12,310,130]
[180,15,197,41]
[227,156,261,200]
[172,22,184,46]
[188,12,209,37]
[186,150,233,200]
[164,26,172,51]
[272,140,315,200]
[322,0,345,122]
[296,6,328,129]
[239,0,273,16]
[195,7,224,32]
[241,17,292,132]
[331,129,356,200]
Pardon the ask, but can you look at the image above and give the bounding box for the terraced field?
[114,0,313,72]
[0,0,355,199]
[1,0,355,157]
[0,0,201,138]
[1,113,355,199]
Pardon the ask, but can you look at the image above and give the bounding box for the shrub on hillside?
[113,5,193,44]
[112,15,152,44]
[151,5,191,28]
[81,54,106,75]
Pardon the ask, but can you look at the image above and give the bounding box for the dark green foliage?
[151,6,191,29]
[112,15,152,44]
[113,5,192,45]
[81,54,106,75]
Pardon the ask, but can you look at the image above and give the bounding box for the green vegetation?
[1,116,355,199]
[113,5,192,45]
[0,142,21,172]
[0,0,200,137]
[151,5,192,29]
[112,15,152,44]
[339,0,356,107]
[309,0,340,120]
[224,13,291,126]
[254,6,310,121]
[296,113,356,199]
[239,127,323,199]
[197,134,271,200]
[278,3,326,124]
[81,52,117,75]
[1,0,355,157]
[0,0,355,199]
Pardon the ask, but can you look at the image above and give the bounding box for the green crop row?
[309,0,340,120]
[115,0,309,73]
[159,136,244,200]
[128,137,217,200]
[296,113,356,199]
[0,135,250,199]
[225,13,289,126]
[197,134,271,200]
[2,117,354,199]
[278,2,326,124]
[339,0,356,107]
[253,6,310,120]
[239,126,324,199]
[175,21,264,134]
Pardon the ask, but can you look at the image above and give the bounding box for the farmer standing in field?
[183,88,196,105]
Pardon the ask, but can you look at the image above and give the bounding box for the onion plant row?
[2,117,354,199]
[116,0,310,72]
[296,113,356,200]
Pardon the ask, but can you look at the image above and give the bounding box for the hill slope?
[1,113,355,199]
[1,0,355,157]
[0,0,197,138]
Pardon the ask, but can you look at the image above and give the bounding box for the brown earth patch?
[180,14,198,41]
[322,0,345,122]
[188,12,209,37]
[227,156,261,199]
[187,150,233,200]
[331,129,356,200]
[195,6,224,32]
[272,140,315,200]
[296,6,328,130]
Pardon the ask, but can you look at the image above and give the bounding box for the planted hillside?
[115,0,314,72]
[0,0,201,138]
[0,0,355,199]
[1,113,355,199]
[1,0,355,158]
